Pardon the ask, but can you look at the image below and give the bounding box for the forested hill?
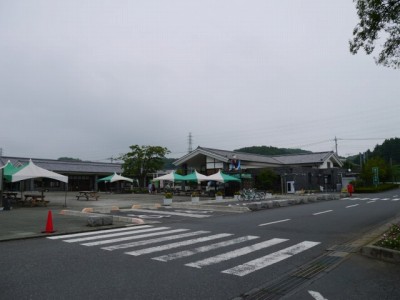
[348,137,400,165]
[234,146,312,156]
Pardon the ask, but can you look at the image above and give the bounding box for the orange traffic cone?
[42,210,56,233]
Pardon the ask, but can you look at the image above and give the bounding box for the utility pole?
[188,132,193,153]
[334,136,338,156]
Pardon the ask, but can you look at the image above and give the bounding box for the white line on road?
[222,241,320,276]
[392,198,400,201]
[346,204,359,208]
[185,238,288,269]
[367,201,376,204]
[102,230,205,251]
[152,235,259,262]
[81,229,196,247]
[313,210,333,216]
[125,233,233,256]
[258,219,291,227]
[47,225,153,240]
[308,290,328,300]
[128,208,211,218]
[64,227,170,243]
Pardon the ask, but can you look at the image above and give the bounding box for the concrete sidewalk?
[0,191,331,241]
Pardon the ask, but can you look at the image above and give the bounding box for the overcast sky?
[1,1,398,162]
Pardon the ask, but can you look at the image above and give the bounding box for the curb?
[60,209,145,225]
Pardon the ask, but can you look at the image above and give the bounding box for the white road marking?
[64,227,170,243]
[174,210,212,214]
[222,241,320,276]
[185,238,288,269]
[81,229,194,246]
[258,219,291,227]
[128,208,211,218]
[47,225,152,240]
[392,198,400,201]
[381,198,390,201]
[102,230,205,251]
[346,204,359,208]
[128,214,171,219]
[313,210,333,215]
[152,235,259,262]
[308,290,328,300]
[371,198,380,200]
[125,233,233,256]
[367,201,376,204]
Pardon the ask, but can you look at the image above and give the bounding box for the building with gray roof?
[174,146,345,194]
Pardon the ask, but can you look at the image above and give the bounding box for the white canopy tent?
[152,171,185,182]
[9,159,69,206]
[10,159,68,183]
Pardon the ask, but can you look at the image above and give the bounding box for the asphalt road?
[1,190,399,300]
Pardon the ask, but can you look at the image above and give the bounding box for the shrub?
[355,183,399,193]
[216,191,223,196]
[164,192,173,199]
[191,192,199,197]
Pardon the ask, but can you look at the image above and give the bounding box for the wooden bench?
[22,194,49,207]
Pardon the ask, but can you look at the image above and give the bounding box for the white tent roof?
[152,171,185,182]
[11,159,68,183]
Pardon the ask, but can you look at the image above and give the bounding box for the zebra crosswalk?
[341,197,400,201]
[47,225,320,277]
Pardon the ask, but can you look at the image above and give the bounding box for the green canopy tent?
[180,170,209,194]
[1,160,24,182]
[152,171,185,182]
[97,172,133,183]
[97,173,134,192]
[205,170,241,197]
[1,161,23,205]
[180,170,209,183]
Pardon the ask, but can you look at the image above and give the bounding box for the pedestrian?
[148,183,152,194]
[347,183,354,197]
[151,183,156,194]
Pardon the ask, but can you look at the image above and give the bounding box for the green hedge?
[355,183,399,193]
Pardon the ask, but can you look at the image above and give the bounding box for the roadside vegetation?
[375,223,400,251]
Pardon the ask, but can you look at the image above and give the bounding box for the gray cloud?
[0,0,398,160]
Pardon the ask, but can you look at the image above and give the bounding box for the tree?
[255,168,279,191]
[360,156,392,184]
[349,0,400,68]
[235,145,311,156]
[57,157,82,162]
[120,145,170,187]
[372,137,400,164]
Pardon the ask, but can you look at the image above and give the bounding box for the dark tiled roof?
[271,152,336,165]
[174,146,342,167]
[199,147,282,165]
[0,156,122,174]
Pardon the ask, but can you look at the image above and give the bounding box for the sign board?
[372,167,379,186]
